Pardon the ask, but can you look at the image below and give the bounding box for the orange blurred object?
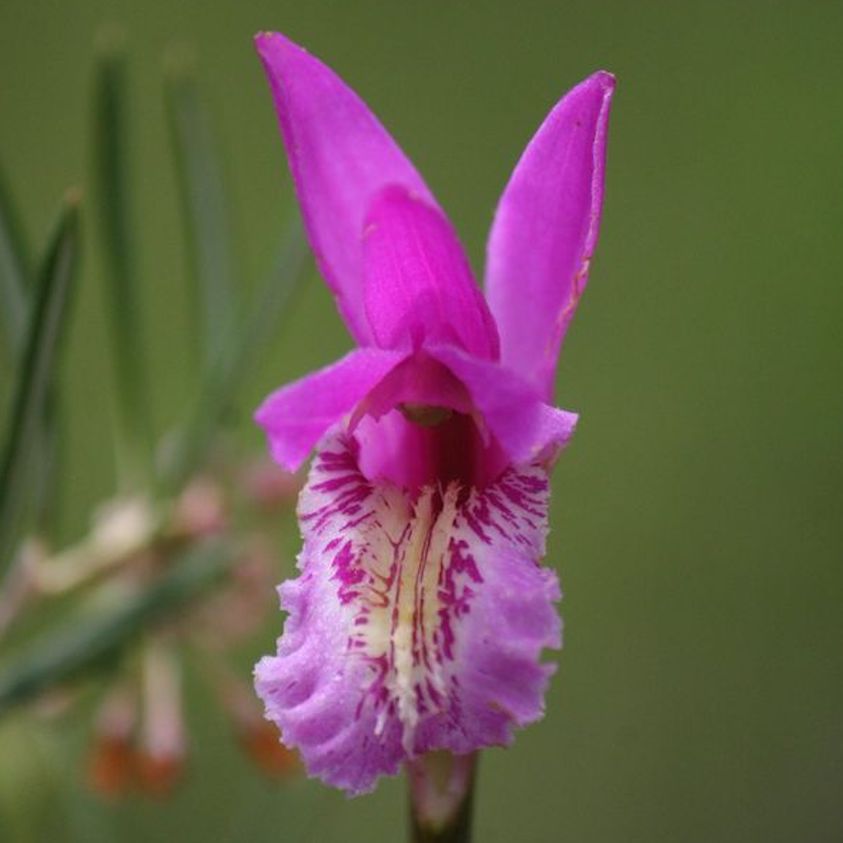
[86,734,134,798]
[239,720,299,778]
[134,750,185,797]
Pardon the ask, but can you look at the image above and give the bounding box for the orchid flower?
[253,31,614,799]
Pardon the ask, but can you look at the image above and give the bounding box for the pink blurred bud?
[172,477,227,538]
[240,458,302,511]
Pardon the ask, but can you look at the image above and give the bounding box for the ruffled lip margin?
[255,427,562,795]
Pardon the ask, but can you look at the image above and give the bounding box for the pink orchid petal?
[255,430,560,795]
[255,33,438,344]
[485,71,615,400]
[254,347,407,472]
[427,344,579,466]
[362,186,499,359]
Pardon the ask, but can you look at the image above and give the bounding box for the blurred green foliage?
[0,1,841,842]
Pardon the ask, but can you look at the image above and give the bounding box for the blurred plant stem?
[407,752,477,843]
[0,538,233,717]
[0,539,42,638]
[0,493,185,638]
[10,497,161,604]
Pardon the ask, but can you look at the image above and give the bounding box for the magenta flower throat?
[252,32,614,796]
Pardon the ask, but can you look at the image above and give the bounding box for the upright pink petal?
[254,347,407,472]
[362,186,499,359]
[485,71,615,400]
[255,33,438,344]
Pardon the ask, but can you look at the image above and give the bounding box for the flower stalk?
[407,752,477,843]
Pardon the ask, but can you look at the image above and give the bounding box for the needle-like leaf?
[165,53,236,373]
[0,165,31,360]
[92,30,153,483]
[0,193,81,572]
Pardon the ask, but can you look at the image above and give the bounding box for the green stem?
[407,752,477,843]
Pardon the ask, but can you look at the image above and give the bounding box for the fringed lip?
[255,429,561,795]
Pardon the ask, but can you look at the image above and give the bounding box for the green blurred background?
[1,1,842,841]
